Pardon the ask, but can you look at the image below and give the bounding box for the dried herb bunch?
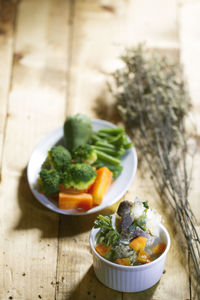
[111,45,200,299]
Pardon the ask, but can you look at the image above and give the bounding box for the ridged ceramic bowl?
[90,223,170,292]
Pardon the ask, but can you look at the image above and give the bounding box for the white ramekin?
[90,223,170,292]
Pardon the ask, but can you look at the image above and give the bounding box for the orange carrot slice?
[115,258,131,266]
[129,236,147,251]
[95,244,111,257]
[152,243,166,255]
[137,250,152,264]
[59,192,93,210]
[90,167,113,206]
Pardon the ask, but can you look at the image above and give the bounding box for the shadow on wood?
[123,281,159,300]
[92,90,121,124]
[14,167,59,238]
[58,202,119,238]
[58,213,98,238]
[64,265,122,300]
[60,265,159,300]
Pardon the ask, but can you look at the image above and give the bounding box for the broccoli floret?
[61,163,97,190]
[72,144,97,164]
[38,169,60,196]
[42,145,71,171]
[64,114,93,151]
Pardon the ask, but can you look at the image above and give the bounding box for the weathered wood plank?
[0,0,70,299]
[66,0,135,117]
[0,0,17,179]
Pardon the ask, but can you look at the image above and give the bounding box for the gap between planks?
[55,1,76,300]
[0,0,19,182]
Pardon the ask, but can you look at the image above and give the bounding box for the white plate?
[27,119,137,215]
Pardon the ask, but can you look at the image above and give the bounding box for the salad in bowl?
[90,198,170,292]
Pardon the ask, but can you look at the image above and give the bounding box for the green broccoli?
[42,145,71,171]
[64,114,93,151]
[38,168,60,196]
[72,144,97,164]
[61,163,97,190]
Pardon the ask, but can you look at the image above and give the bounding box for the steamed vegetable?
[59,184,87,194]
[95,244,111,257]
[94,215,120,245]
[94,150,121,166]
[91,127,133,178]
[38,145,71,196]
[61,163,97,190]
[42,145,71,171]
[72,144,97,164]
[137,250,152,264]
[90,167,113,206]
[152,243,166,255]
[92,159,123,179]
[115,258,131,266]
[64,114,93,151]
[59,192,93,210]
[129,236,147,251]
[38,169,60,196]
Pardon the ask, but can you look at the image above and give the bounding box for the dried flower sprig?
[110,45,200,299]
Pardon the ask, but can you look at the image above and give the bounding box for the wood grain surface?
[0,0,199,299]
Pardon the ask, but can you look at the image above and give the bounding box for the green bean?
[95,150,121,165]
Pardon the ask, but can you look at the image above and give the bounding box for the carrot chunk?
[152,243,166,255]
[129,236,147,251]
[95,244,111,257]
[137,250,152,264]
[59,192,93,210]
[90,167,113,206]
[115,258,131,266]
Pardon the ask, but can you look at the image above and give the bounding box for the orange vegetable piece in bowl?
[59,192,93,210]
[152,243,166,256]
[90,167,113,206]
[137,250,152,264]
[95,244,111,257]
[115,258,131,266]
[129,236,147,251]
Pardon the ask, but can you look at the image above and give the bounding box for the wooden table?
[0,0,200,299]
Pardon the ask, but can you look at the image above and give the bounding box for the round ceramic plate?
[27,119,137,215]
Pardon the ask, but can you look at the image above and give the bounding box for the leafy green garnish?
[94,215,120,246]
[143,201,149,209]
[94,215,112,229]
[131,215,147,231]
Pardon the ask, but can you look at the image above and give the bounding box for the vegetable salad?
[94,198,166,266]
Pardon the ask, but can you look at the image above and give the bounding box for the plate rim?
[27,119,137,215]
